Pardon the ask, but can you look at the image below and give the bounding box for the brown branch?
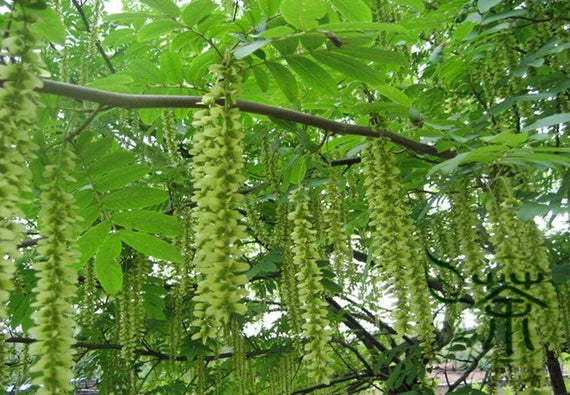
[326,297,389,355]
[4,337,272,362]
[447,345,492,392]
[292,371,371,394]
[331,338,373,373]
[37,79,455,159]
[545,348,568,395]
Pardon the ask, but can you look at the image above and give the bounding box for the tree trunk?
[546,348,568,395]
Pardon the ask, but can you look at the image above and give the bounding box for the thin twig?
[70,0,116,73]
[65,104,109,142]
[4,337,273,362]
[447,346,492,392]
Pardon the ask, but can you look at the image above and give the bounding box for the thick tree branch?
[326,297,389,355]
[546,348,568,395]
[37,79,454,159]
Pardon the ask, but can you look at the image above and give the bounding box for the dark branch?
[352,249,475,305]
[291,372,372,394]
[37,79,455,159]
[4,337,271,362]
[447,345,492,392]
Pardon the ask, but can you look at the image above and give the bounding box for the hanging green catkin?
[362,138,435,347]
[263,136,279,192]
[452,182,486,299]
[190,53,249,343]
[275,202,302,335]
[80,0,102,85]
[324,174,352,288]
[288,185,334,384]
[118,282,134,366]
[195,356,206,394]
[29,145,80,394]
[0,0,42,325]
[170,208,195,362]
[245,197,272,247]
[82,259,97,327]
[162,109,181,163]
[557,282,570,348]
[309,188,324,244]
[0,335,6,389]
[519,220,561,350]
[231,319,247,395]
[130,255,145,343]
[486,179,550,389]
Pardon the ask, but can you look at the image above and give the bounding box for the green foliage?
[0,0,569,393]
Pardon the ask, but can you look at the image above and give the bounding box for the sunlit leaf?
[120,230,183,263]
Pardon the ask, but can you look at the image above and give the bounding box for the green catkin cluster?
[29,146,80,394]
[231,319,247,394]
[263,136,279,191]
[169,208,195,362]
[245,198,272,247]
[452,183,485,296]
[0,2,42,323]
[162,109,181,163]
[272,199,303,334]
[118,283,134,366]
[557,282,570,348]
[486,180,558,389]
[82,259,97,327]
[119,255,146,368]
[429,213,461,323]
[324,175,352,288]
[195,356,206,394]
[130,255,145,344]
[309,189,324,244]
[190,53,249,343]
[362,138,435,346]
[80,0,102,85]
[0,335,6,388]
[288,186,334,384]
[519,221,561,350]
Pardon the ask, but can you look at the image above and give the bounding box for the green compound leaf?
[30,6,66,44]
[181,0,217,26]
[112,210,183,237]
[265,62,298,102]
[329,0,372,22]
[522,113,570,132]
[94,235,123,295]
[336,47,409,67]
[102,186,169,210]
[280,0,328,30]
[92,163,150,192]
[139,0,180,17]
[120,230,183,263]
[286,56,336,94]
[137,19,180,42]
[77,221,112,268]
[160,51,185,84]
[311,51,383,85]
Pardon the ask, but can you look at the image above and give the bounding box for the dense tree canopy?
[0,0,569,393]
